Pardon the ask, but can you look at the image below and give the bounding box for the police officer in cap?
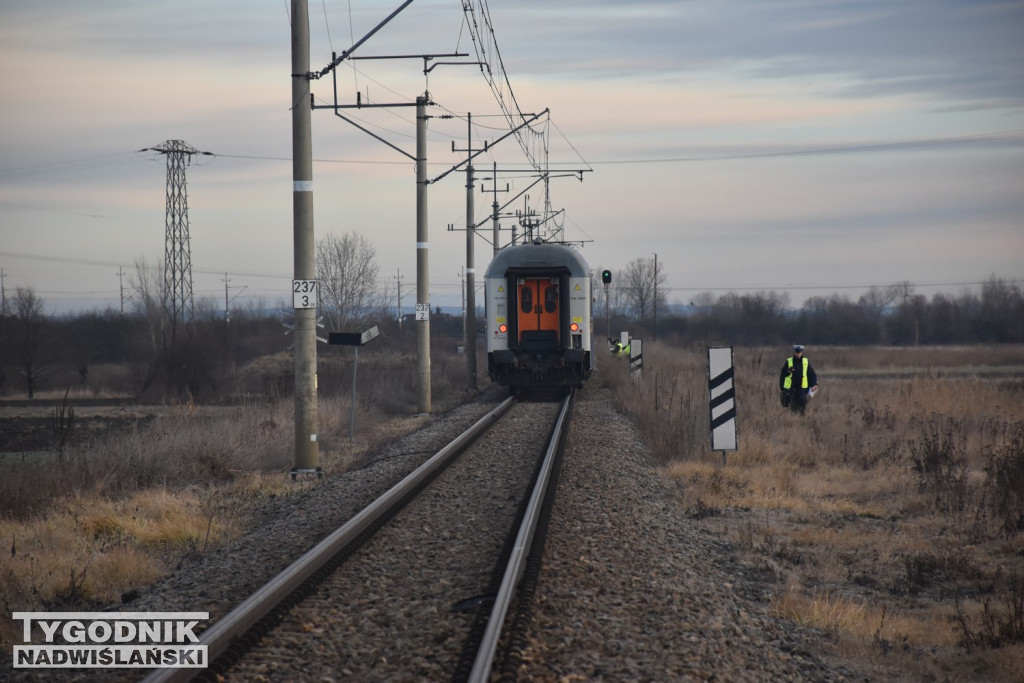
[779,344,818,415]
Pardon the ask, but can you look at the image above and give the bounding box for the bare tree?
[859,281,914,320]
[315,232,382,331]
[890,280,915,307]
[129,257,165,352]
[689,291,716,313]
[621,257,667,322]
[979,276,1024,342]
[7,288,49,398]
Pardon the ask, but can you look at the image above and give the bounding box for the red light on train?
[570,322,579,332]
[498,324,508,333]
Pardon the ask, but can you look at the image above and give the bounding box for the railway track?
[142,392,573,682]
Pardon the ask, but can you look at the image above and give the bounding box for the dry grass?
[0,346,476,647]
[0,488,229,644]
[601,342,1024,681]
[774,585,959,647]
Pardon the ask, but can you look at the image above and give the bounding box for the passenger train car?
[484,241,594,393]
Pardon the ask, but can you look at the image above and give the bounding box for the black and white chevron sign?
[707,346,738,451]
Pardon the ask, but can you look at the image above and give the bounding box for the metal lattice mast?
[147,139,204,341]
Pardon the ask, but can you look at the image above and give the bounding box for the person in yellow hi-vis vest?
[779,344,818,415]
[608,337,631,357]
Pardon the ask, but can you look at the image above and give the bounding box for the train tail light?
[570,322,579,332]
[498,323,508,333]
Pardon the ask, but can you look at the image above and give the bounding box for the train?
[484,240,594,394]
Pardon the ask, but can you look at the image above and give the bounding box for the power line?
[211,129,1024,169]
[7,247,1016,301]
[211,151,403,165]
[0,249,465,292]
[0,250,290,280]
[2,129,1016,184]
[578,130,1024,166]
[663,279,1023,294]
[0,152,142,181]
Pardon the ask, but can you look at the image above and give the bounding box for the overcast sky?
[1,0,1022,316]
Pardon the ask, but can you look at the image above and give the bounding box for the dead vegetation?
[0,345,476,647]
[603,342,1024,681]
[3,341,1023,680]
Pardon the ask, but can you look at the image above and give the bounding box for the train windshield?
[520,286,533,313]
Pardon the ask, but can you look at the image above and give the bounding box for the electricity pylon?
[142,139,210,343]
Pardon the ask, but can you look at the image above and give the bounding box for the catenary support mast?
[464,115,477,389]
[291,0,320,474]
[416,94,431,414]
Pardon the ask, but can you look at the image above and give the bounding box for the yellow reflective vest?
[783,356,809,389]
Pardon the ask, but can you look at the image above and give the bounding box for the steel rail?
[142,396,514,683]
[468,391,574,682]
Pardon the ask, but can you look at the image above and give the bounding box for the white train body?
[484,242,593,392]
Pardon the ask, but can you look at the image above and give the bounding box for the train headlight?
[498,324,508,333]
[570,322,579,332]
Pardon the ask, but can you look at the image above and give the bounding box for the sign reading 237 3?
[292,280,318,309]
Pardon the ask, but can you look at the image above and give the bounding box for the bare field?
[0,403,239,455]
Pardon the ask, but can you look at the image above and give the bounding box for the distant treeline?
[1,277,1022,399]
[0,287,466,400]
[629,276,1024,346]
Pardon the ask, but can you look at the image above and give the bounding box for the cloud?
[1,0,1022,313]
[489,0,1024,110]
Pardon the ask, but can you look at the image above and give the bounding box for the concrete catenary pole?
[416,94,431,414]
[491,162,500,257]
[395,268,404,328]
[465,115,477,390]
[653,252,658,342]
[291,0,320,473]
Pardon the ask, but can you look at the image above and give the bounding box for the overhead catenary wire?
[321,0,334,54]
[461,0,542,169]
[345,0,358,95]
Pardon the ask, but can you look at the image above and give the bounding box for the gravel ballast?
[517,386,863,681]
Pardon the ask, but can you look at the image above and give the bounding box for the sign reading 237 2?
[292,280,318,309]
